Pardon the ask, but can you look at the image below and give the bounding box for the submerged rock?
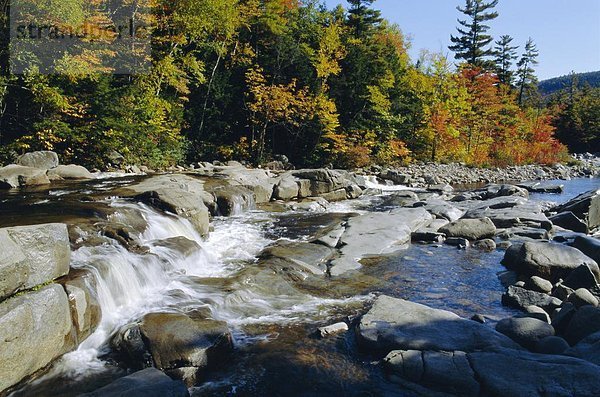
[80,368,189,397]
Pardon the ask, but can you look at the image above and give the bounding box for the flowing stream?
[2,176,598,396]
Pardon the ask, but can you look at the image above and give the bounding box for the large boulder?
[566,331,600,366]
[215,166,276,203]
[0,284,75,392]
[61,270,101,344]
[0,164,51,189]
[419,199,465,222]
[502,286,562,312]
[123,175,211,237]
[211,185,255,216]
[502,242,599,282]
[80,368,189,397]
[572,236,600,263]
[438,217,496,241]
[16,151,59,169]
[549,212,588,234]
[259,241,335,276]
[273,175,300,201]
[358,296,521,354]
[47,164,94,180]
[139,313,232,386]
[495,317,555,350]
[564,306,600,345]
[330,208,432,276]
[0,223,71,300]
[553,188,600,230]
[291,169,358,197]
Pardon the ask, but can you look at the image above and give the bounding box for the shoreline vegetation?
[0,0,597,171]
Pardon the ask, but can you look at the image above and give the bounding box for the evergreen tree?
[494,35,519,85]
[516,38,540,106]
[449,0,499,69]
[347,0,382,37]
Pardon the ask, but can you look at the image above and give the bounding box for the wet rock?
[0,285,75,392]
[518,181,564,194]
[464,206,552,231]
[411,231,445,244]
[318,322,349,337]
[47,164,94,180]
[495,317,555,350]
[499,227,550,240]
[345,184,363,199]
[212,185,255,216]
[0,223,71,300]
[564,306,600,345]
[468,349,600,397]
[314,223,346,249]
[565,331,600,366]
[319,188,348,202]
[16,151,59,169]
[459,196,528,211]
[62,270,101,344]
[273,176,299,201]
[153,237,202,257]
[535,336,570,355]
[497,270,519,288]
[550,212,588,234]
[552,188,600,230]
[445,237,470,248]
[568,288,599,308]
[80,368,190,397]
[572,236,600,263]
[0,164,51,188]
[358,296,521,354]
[384,350,479,397]
[260,241,335,275]
[139,313,233,386]
[471,314,486,324]
[438,217,496,241]
[502,286,562,312]
[524,276,553,294]
[111,323,154,370]
[330,208,432,276]
[473,239,497,252]
[502,242,599,282]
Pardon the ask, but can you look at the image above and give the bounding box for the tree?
[347,0,382,37]
[494,35,519,85]
[449,0,499,69]
[516,37,539,106]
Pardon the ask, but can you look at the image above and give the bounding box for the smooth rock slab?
[47,164,94,180]
[80,368,189,397]
[0,285,74,392]
[0,164,50,189]
[358,296,521,354]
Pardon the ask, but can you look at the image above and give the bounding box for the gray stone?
[47,164,94,180]
[502,242,599,282]
[552,283,575,301]
[565,306,600,345]
[80,368,189,397]
[62,270,101,344]
[464,207,552,231]
[292,169,358,197]
[319,188,348,202]
[524,276,553,294]
[260,241,334,276]
[550,212,588,234]
[502,286,562,312]
[0,164,51,189]
[535,336,570,355]
[551,302,577,335]
[0,223,71,300]
[568,288,599,308]
[318,322,349,337]
[0,285,74,392]
[215,167,276,203]
[473,239,497,251]
[518,181,564,194]
[16,151,59,169]
[523,305,551,323]
[273,176,299,201]
[497,270,519,288]
[565,331,600,365]
[212,185,255,216]
[439,218,496,241]
[495,317,555,349]
[358,296,521,354]
[572,236,600,263]
[411,231,445,244]
[445,237,470,248]
[563,264,599,290]
[379,170,411,185]
[553,188,600,230]
[421,199,465,222]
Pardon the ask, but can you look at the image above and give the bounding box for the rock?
[0,164,51,188]
[314,223,346,249]
[502,242,599,282]
[502,286,562,312]
[296,179,312,198]
[319,188,348,202]
[445,237,470,248]
[565,331,600,366]
[550,212,588,234]
[0,223,71,300]
[498,270,519,288]
[498,227,550,241]
[216,167,276,203]
[292,169,358,197]
[535,336,570,355]
[330,208,432,276]
[16,151,59,169]
[80,368,189,397]
[379,170,411,185]
[260,241,335,276]
[551,302,577,335]
[124,175,211,236]
[107,151,125,166]
[62,270,101,344]
[345,184,363,199]
[460,196,528,210]
[495,317,555,350]
[439,218,496,241]
[471,314,486,324]
[568,288,599,308]
[464,207,552,231]
[358,296,521,354]
[572,236,600,263]
[0,285,74,392]
[420,200,465,222]
[111,323,154,370]
[212,185,255,216]
[468,348,600,397]
[473,239,497,251]
[524,276,553,294]
[523,305,551,323]
[564,306,600,345]
[411,231,445,244]
[47,164,94,180]
[153,237,202,257]
[139,313,233,386]
[318,322,349,337]
[518,181,564,194]
[552,283,575,301]
[553,188,600,230]
[273,176,299,201]
[383,350,479,397]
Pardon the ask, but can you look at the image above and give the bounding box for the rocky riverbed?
[1,151,600,396]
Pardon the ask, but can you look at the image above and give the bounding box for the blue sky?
[324,0,600,80]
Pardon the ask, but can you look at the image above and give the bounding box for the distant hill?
[539,71,600,96]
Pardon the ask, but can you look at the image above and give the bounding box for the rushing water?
[2,176,599,396]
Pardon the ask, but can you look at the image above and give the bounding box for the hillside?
[539,71,600,96]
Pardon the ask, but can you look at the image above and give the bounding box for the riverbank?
[1,151,600,396]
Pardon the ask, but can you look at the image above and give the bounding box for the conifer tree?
[347,0,382,37]
[449,0,499,69]
[494,35,519,85]
[516,38,540,106]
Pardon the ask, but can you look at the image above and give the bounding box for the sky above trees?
[325,0,600,80]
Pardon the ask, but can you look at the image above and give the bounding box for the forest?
[0,0,596,170]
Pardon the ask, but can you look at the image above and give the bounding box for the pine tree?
[449,0,499,69]
[494,35,519,86]
[516,38,540,106]
[347,0,383,37]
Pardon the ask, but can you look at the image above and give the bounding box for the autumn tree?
[449,0,499,69]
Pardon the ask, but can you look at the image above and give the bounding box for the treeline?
[0,0,570,169]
